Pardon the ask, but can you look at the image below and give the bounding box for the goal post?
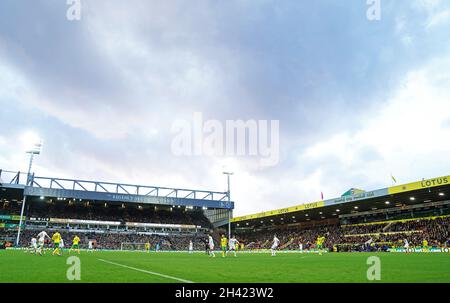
[120,242,148,251]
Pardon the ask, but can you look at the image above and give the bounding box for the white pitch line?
[98,258,194,283]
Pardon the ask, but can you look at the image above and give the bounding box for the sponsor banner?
[125,222,197,229]
[341,188,365,197]
[0,223,21,229]
[389,247,450,253]
[5,223,20,228]
[28,217,50,222]
[231,201,325,222]
[49,218,121,226]
[388,175,449,194]
[342,214,450,227]
[24,186,234,210]
[344,230,422,237]
[325,189,386,205]
[0,215,23,221]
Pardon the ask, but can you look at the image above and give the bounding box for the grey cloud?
[1,0,449,215]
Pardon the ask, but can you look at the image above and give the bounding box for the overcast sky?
[1,0,450,216]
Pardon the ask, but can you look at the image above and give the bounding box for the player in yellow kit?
[220,235,228,258]
[51,232,62,256]
[70,235,81,254]
[316,236,326,256]
[145,241,151,253]
[422,239,429,253]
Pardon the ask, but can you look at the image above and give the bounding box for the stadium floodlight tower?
[16,139,43,246]
[223,171,233,241]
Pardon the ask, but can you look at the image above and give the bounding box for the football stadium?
[1,2,450,298]
[1,169,449,283]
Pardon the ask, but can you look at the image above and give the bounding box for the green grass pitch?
[1,250,449,283]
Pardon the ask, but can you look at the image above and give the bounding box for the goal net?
[120,242,147,251]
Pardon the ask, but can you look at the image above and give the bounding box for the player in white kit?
[27,237,38,254]
[189,240,193,254]
[208,235,215,257]
[227,235,239,257]
[59,238,65,253]
[404,239,410,253]
[37,231,50,255]
[271,235,280,256]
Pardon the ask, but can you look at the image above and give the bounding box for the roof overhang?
[231,174,450,226]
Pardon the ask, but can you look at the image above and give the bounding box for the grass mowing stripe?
[97,258,194,283]
[2,250,449,282]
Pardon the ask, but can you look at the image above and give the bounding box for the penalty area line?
[97,258,194,283]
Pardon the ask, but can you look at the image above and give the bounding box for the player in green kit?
[220,235,228,258]
[422,239,429,253]
[316,236,326,256]
[51,232,62,256]
[70,235,81,254]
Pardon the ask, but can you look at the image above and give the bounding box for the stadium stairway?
[261,239,270,248]
[383,222,393,232]
[279,238,295,250]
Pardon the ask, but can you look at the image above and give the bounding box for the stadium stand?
[25,201,212,227]
[1,170,450,252]
[234,214,450,252]
[1,199,449,251]
[0,169,235,250]
[229,175,450,252]
[0,199,213,249]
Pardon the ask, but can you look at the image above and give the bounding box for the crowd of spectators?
[1,200,214,250]
[236,217,450,251]
[238,225,345,250]
[2,200,449,251]
[1,200,212,228]
[0,229,209,251]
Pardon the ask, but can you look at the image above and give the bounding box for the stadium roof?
[231,174,450,225]
[0,169,234,210]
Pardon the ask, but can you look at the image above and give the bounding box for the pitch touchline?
[97,258,194,283]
